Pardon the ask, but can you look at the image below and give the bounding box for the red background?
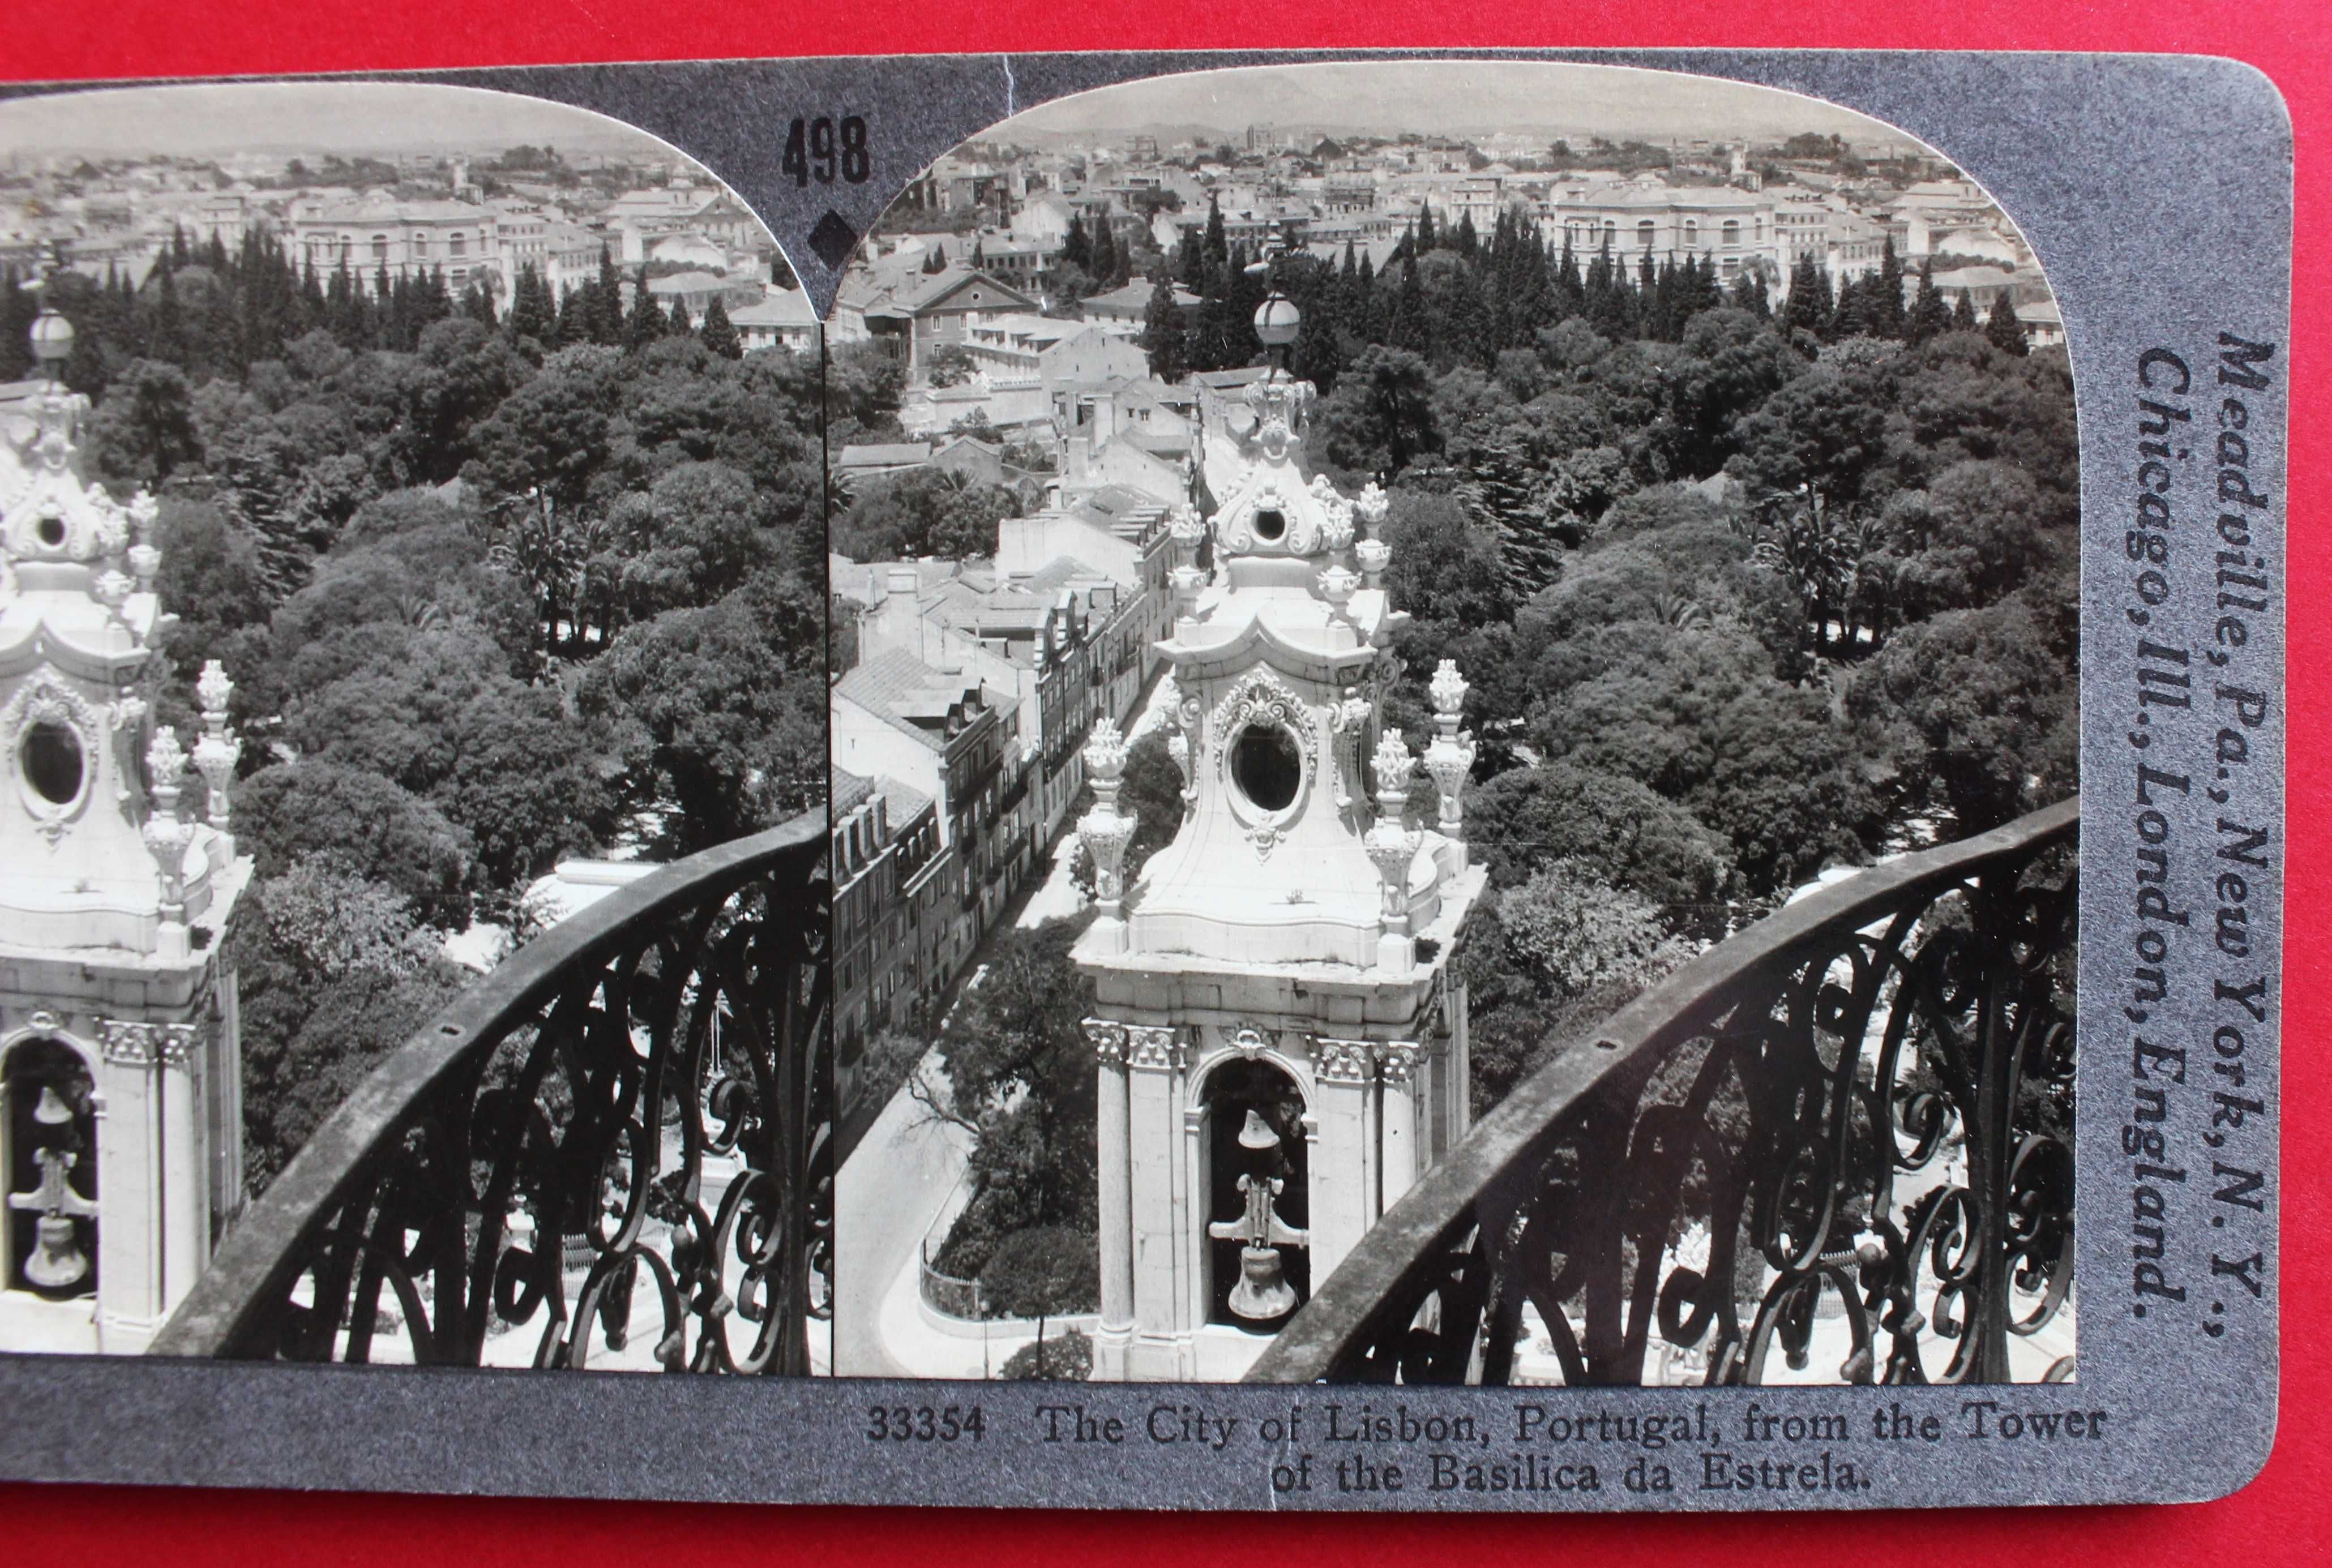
[0,2,2324,1561]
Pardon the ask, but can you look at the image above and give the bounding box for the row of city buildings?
[2,152,831,350]
[827,473,1187,1137]
[879,127,2044,316]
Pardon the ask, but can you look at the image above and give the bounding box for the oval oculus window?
[22,720,84,807]
[1231,724,1302,813]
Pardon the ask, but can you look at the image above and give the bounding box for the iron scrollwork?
[152,812,831,1374]
[1251,800,2077,1388]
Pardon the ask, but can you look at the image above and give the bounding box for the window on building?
[371,234,388,263]
[1637,220,1656,250]
[451,232,467,257]
[413,233,430,259]
[1684,220,1699,246]
[1723,219,1741,247]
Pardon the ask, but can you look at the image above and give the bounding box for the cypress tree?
[1951,289,1980,332]
[509,263,553,342]
[667,295,691,334]
[1555,234,1584,319]
[1473,426,1559,596]
[1984,293,2029,356]
[1293,298,1342,394]
[1783,255,1832,340]
[1091,216,1119,288]
[151,255,185,363]
[700,294,742,358]
[1203,195,1227,271]
[555,282,589,346]
[1140,273,1187,382]
[1907,259,1952,342]
[592,244,624,344]
[1392,257,1429,353]
[1831,274,1869,339]
[1415,200,1437,252]
[626,268,665,348]
[1062,213,1091,274]
[1875,238,1906,338]
[1176,229,1205,291]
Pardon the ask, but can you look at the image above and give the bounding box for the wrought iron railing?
[1250,799,2077,1388]
[152,809,831,1373]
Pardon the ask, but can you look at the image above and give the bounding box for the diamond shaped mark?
[807,211,858,272]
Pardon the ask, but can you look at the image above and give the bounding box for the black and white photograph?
[0,80,831,1372]
[827,58,2079,1390]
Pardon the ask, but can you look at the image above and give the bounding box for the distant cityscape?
[0,130,821,358]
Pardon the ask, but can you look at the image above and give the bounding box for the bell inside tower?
[4,1040,99,1299]
[1202,1059,1310,1330]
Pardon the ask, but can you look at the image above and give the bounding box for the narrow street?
[833,1049,975,1378]
[835,665,1178,1377]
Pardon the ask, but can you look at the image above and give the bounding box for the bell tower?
[0,276,251,1355]
[1076,293,1486,1382]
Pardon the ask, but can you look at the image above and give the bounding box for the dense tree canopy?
[14,232,839,1193]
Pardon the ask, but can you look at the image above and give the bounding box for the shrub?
[976,1225,1100,1318]
[1000,1328,1093,1381]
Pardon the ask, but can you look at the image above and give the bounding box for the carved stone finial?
[1080,718,1135,918]
[126,491,161,596]
[1083,716,1128,786]
[142,726,195,923]
[1422,659,1476,841]
[191,659,238,836]
[1310,475,1355,556]
[1371,727,1417,805]
[1315,563,1360,624]
[1365,730,1423,940]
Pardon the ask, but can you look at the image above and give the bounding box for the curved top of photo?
[0,79,785,277]
[861,57,2055,326]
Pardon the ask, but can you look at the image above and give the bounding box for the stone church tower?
[1075,295,1486,1382]
[0,289,250,1354]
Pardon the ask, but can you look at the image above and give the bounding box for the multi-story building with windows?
[831,649,1013,989]
[285,192,510,298]
[1544,181,1776,284]
[831,769,943,1149]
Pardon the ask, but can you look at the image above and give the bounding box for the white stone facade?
[0,301,249,1355]
[1075,329,1484,1382]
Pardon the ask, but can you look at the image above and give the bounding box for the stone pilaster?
[1085,1018,1133,1380]
[1376,1040,1423,1213]
[1124,1025,1184,1369]
[1304,1034,1377,1281]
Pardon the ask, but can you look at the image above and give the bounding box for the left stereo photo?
[0,79,832,1373]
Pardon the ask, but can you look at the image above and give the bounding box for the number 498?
[783,116,870,186]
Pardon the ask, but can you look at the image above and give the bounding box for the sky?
[1002,60,1918,147]
[0,81,687,161]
